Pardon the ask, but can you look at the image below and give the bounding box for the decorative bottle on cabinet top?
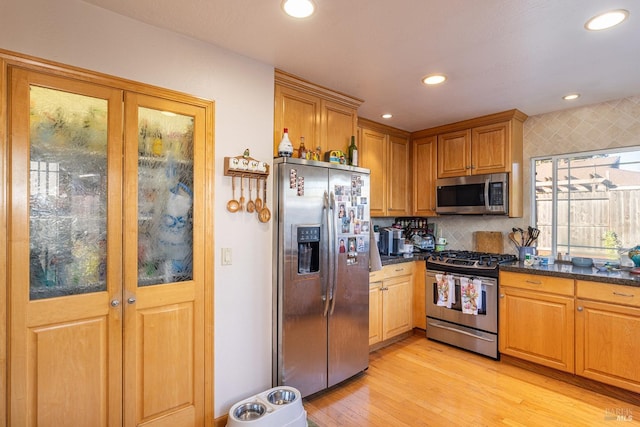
[298,136,308,159]
[278,128,294,157]
[348,135,358,166]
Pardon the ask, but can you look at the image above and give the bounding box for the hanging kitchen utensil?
[255,177,263,212]
[239,176,245,211]
[227,176,240,213]
[258,179,271,223]
[246,178,256,213]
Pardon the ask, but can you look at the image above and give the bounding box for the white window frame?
[530,145,640,261]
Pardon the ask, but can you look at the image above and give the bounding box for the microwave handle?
[484,176,491,210]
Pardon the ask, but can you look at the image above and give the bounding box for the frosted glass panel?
[29,86,108,299]
[138,107,194,286]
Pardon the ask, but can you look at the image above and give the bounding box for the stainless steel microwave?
[435,173,508,215]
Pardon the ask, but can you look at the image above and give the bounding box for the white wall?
[1,0,275,417]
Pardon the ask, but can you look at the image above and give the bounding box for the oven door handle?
[427,321,495,343]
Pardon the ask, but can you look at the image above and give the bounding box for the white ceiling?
[83,0,640,132]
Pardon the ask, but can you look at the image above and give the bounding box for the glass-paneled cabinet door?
[123,92,206,426]
[9,68,123,426]
[136,106,195,286]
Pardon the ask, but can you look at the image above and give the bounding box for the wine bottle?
[348,135,358,166]
[278,128,293,157]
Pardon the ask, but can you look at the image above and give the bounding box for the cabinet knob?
[499,294,504,298]
[110,299,120,307]
[127,297,137,304]
[577,306,583,312]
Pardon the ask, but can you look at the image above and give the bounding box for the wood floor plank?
[304,333,640,426]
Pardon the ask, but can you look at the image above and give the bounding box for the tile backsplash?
[375,95,640,255]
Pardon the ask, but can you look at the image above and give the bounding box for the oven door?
[425,270,497,334]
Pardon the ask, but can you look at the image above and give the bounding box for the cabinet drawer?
[369,269,384,283]
[499,271,574,296]
[383,262,415,279]
[576,280,640,308]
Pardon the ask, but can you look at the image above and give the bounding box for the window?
[532,146,640,262]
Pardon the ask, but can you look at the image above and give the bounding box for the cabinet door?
[471,121,509,174]
[360,128,387,216]
[412,136,437,216]
[369,282,383,345]
[387,135,411,216]
[412,261,427,329]
[437,129,471,178]
[123,93,206,427]
[9,68,124,426]
[321,99,357,156]
[576,299,640,393]
[382,275,413,340]
[274,84,321,157]
[499,287,574,373]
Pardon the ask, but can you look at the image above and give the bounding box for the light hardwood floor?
[304,333,640,426]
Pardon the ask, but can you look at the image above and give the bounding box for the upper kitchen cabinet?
[412,109,528,217]
[359,119,411,217]
[436,129,471,178]
[433,111,527,178]
[274,69,362,158]
[411,135,437,216]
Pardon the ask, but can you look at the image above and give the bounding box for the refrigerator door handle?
[322,190,331,317]
[329,190,338,315]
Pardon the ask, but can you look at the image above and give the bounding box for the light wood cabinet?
[437,120,516,178]
[575,280,640,393]
[411,136,437,216]
[368,270,384,345]
[412,260,427,329]
[274,69,362,158]
[360,127,387,216]
[498,272,575,373]
[369,263,414,346]
[4,54,213,426]
[436,129,471,178]
[412,109,527,217]
[359,119,411,217]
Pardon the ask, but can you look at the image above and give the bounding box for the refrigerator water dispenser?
[297,226,320,274]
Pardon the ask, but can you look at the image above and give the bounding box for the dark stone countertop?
[500,261,640,288]
[379,253,429,266]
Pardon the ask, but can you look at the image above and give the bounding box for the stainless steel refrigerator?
[272,157,371,398]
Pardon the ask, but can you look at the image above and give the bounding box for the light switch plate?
[221,248,232,265]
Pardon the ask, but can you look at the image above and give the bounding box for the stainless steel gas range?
[425,250,516,359]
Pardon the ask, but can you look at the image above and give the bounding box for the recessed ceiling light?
[381,113,393,119]
[282,0,316,18]
[563,93,580,101]
[422,74,447,85]
[585,9,629,31]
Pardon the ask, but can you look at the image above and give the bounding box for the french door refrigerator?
[273,157,371,397]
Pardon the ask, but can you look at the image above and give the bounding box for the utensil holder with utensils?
[224,154,271,222]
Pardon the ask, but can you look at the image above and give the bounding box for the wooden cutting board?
[474,231,504,253]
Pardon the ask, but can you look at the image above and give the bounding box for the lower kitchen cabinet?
[369,263,414,346]
[499,272,575,373]
[575,280,640,394]
[369,270,384,345]
[412,260,426,329]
